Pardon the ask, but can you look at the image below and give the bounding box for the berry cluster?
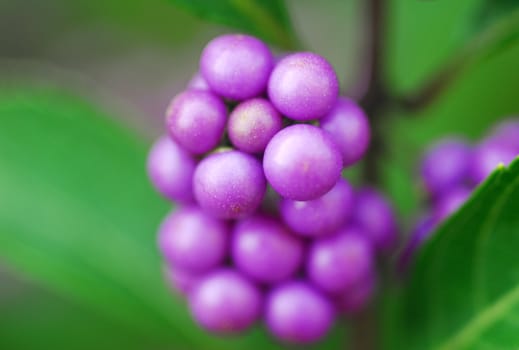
[400,119,519,269]
[147,33,398,344]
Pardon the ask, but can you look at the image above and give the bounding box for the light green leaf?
[383,158,519,349]
[166,0,300,49]
[0,87,285,349]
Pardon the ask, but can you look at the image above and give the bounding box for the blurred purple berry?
[308,226,374,294]
[488,119,519,152]
[470,140,517,184]
[337,274,376,314]
[147,136,196,203]
[280,179,355,237]
[433,187,471,222]
[353,188,398,252]
[188,72,211,91]
[164,265,202,296]
[320,97,371,167]
[189,269,261,333]
[166,90,227,154]
[228,98,282,153]
[200,34,273,100]
[232,215,304,284]
[266,281,334,344]
[263,124,342,201]
[268,52,339,121]
[420,138,471,196]
[194,150,266,219]
[159,207,228,273]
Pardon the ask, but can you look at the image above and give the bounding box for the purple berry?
[263,124,342,201]
[158,207,228,273]
[147,136,196,203]
[268,52,339,121]
[433,187,471,222]
[164,265,202,296]
[470,140,517,184]
[320,97,371,166]
[200,34,273,100]
[488,119,519,152]
[420,138,471,196]
[337,274,376,314]
[266,281,334,344]
[307,227,374,294]
[353,188,398,252]
[166,90,227,155]
[189,269,262,333]
[232,215,303,284]
[228,98,283,153]
[280,179,355,237]
[188,72,211,91]
[193,150,266,218]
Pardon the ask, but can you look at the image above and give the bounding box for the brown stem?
[359,0,390,187]
[350,0,389,349]
[395,8,519,111]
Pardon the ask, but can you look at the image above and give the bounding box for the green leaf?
[383,158,519,349]
[165,0,299,49]
[0,87,287,349]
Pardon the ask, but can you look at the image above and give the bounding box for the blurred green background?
[1,0,518,349]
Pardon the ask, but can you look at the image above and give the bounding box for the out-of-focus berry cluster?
[147,33,398,344]
[400,119,519,270]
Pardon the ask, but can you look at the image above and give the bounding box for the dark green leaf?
[383,158,519,349]
[166,0,299,49]
[472,0,519,34]
[0,87,287,349]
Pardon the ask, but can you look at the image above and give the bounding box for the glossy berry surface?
[166,90,227,154]
[189,269,261,333]
[266,281,334,344]
[159,207,228,273]
[232,215,303,284]
[268,52,339,121]
[280,179,355,237]
[200,34,273,100]
[147,136,196,203]
[263,124,342,201]
[320,97,371,166]
[307,227,374,294]
[228,98,282,153]
[194,150,266,218]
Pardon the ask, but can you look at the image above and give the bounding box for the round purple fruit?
[320,97,371,167]
[194,150,266,219]
[263,124,342,201]
[228,98,282,154]
[280,179,355,237]
[158,207,228,273]
[166,90,227,155]
[232,215,303,284]
[147,136,196,203]
[266,281,334,344]
[200,34,274,100]
[268,52,339,121]
[189,269,262,333]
